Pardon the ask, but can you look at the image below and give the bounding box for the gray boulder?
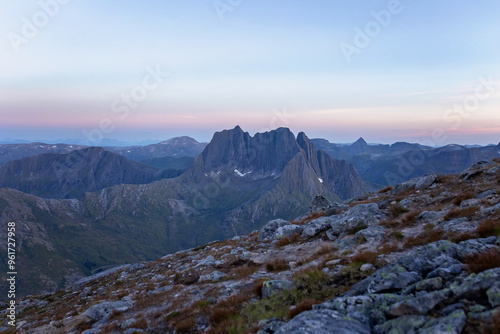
[258,219,292,241]
[85,300,132,322]
[198,271,227,283]
[257,318,285,334]
[329,203,385,238]
[451,267,500,301]
[387,289,452,316]
[457,236,498,260]
[437,217,476,234]
[355,226,386,243]
[373,315,428,334]
[487,283,500,307]
[275,309,371,334]
[367,266,421,294]
[301,217,331,238]
[415,277,443,292]
[316,294,401,327]
[262,280,293,298]
[275,224,303,239]
[420,309,466,334]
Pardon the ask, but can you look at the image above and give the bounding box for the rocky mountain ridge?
[0,147,167,199]
[4,158,500,333]
[0,127,366,296]
[312,138,500,187]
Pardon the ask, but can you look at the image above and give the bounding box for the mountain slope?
[0,147,161,198]
[10,158,500,334]
[0,127,366,296]
[313,138,500,187]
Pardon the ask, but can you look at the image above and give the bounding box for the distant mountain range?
[0,127,365,295]
[312,137,500,186]
[0,136,206,166]
[0,128,498,296]
[0,147,162,198]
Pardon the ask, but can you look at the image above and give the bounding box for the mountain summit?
[186,126,365,200]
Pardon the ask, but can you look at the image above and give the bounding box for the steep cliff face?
[0,147,161,198]
[186,126,301,181]
[186,126,365,201]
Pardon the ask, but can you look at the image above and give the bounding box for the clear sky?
[1,0,500,145]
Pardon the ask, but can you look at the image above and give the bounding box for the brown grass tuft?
[294,211,326,225]
[233,265,258,279]
[175,316,196,333]
[275,233,301,248]
[465,248,500,274]
[287,299,319,319]
[404,229,444,248]
[443,206,479,221]
[378,186,392,194]
[351,250,379,264]
[452,191,475,206]
[436,174,454,185]
[477,219,500,238]
[131,316,148,329]
[389,204,409,218]
[378,242,399,254]
[265,259,290,272]
[401,210,420,226]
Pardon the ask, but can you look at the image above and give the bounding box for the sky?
[1,0,500,146]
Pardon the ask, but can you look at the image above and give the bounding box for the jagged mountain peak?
[348,137,369,155]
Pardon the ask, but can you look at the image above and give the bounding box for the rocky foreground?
[2,159,500,333]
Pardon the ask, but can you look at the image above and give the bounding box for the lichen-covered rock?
[437,217,476,234]
[258,219,292,241]
[274,309,371,334]
[332,236,359,251]
[456,236,498,260]
[367,265,421,294]
[309,195,332,212]
[419,309,466,334]
[329,203,385,238]
[487,283,500,307]
[301,217,331,238]
[373,315,428,334]
[415,277,443,292]
[256,318,285,334]
[316,294,401,327]
[418,210,445,223]
[275,224,303,239]
[355,226,386,243]
[396,241,460,276]
[450,268,500,301]
[262,280,293,298]
[387,289,452,316]
[426,259,463,282]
